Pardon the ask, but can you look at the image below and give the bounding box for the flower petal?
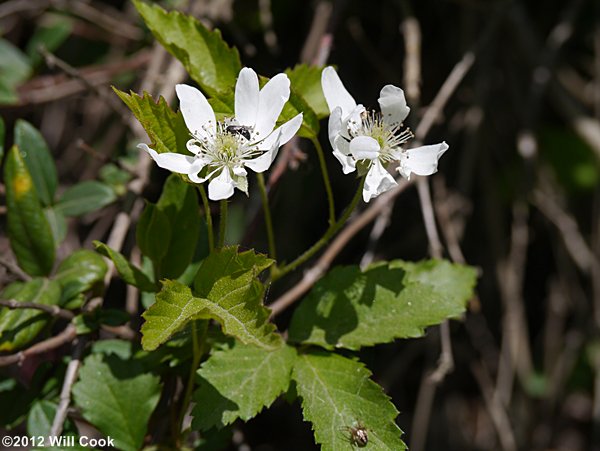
[321,67,357,118]
[363,160,397,202]
[244,131,282,173]
[378,85,410,126]
[139,143,196,174]
[235,68,260,127]
[254,73,290,138]
[176,84,216,140]
[349,136,380,161]
[328,106,343,149]
[333,148,356,174]
[398,141,449,179]
[344,104,366,136]
[257,113,303,150]
[208,169,235,200]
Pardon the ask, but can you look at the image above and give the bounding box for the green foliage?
[136,175,203,279]
[114,89,190,155]
[55,181,117,217]
[54,250,108,304]
[72,354,161,451]
[0,279,61,351]
[0,39,32,104]
[286,65,329,119]
[25,13,72,67]
[4,145,55,276]
[292,351,406,451]
[133,0,241,97]
[14,119,58,206]
[43,207,67,247]
[192,343,296,430]
[289,260,477,350]
[26,400,57,436]
[0,116,5,161]
[93,242,157,292]
[142,247,281,351]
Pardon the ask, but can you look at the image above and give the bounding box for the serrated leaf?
[72,354,161,451]
[114,89,190,155]
[4,145,55,276]
[292,351,406,451]
[286,65,329,119]
[192,343,296,430]
[55,250,107,304]
[93,242,157,292]
[289,260,477,350]
[0,279,61,351]
[14,119,58,206]
[133,0,241,97]
[142,247,281,351]
[56,181,117,217]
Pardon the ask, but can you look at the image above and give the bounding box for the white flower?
[321,66,448,202]
[139,68,303,201]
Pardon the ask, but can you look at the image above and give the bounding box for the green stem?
[273,177,364,281]
[256,173,277,260]
[217,199,228,249]
[198,185,214,253]
[311,137,336,226]
[178,320,207,438]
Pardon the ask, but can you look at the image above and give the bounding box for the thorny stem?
[257,173,277,261]
[311,136,336,226]
[178,320,207,440]
[218,199,228,249]
[197,185,214,253]
[273,177,365,281]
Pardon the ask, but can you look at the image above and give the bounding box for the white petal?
[139,143,196,174]
[321,67,357,118]
[257,113,303,150]
[254,73,290,138]
[349,136,380,161]
[398,141,449,179]
[208,169,235,200]
[244,132,282,173]
[363,160,397,202]
[176,84,216,140]
[378,85,410,126]
[328,106,343,149]
[235,68,260,127]
[344,104,366,136]
[333,149,356,174]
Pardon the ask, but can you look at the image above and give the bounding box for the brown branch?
[0,256,32,281]
[0,324,77,367]
[0,299,74,320]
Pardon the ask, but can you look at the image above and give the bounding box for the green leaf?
[0,279,61,351]
[136,202,171,263]
[72,354,161,451]
[26,13,73,67]
[93,242,157,292]
[289,260,477,350]
[55,250,108,304]
[114,89,190,155]
[286,65,329,119]
[142,251,281,351]
[27,400,77,438]
[56,181,117,217]
[44,207,67,246]
[0,39,32,104]
[133,0,241,97]
[14,120,58,206]
[292,351,406,451]
[4,145,55,276]
[283,89,319,138]
[138,175,202,279]
[192,343,296,430]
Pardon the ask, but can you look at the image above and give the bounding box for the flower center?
[349,110,414,162]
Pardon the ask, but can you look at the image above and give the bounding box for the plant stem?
[256,173,277,260]
[178,320,207,438]
[197,185,214,253]
[273,177,365,281]
[218,199,228,249]
[311,136,336,226]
